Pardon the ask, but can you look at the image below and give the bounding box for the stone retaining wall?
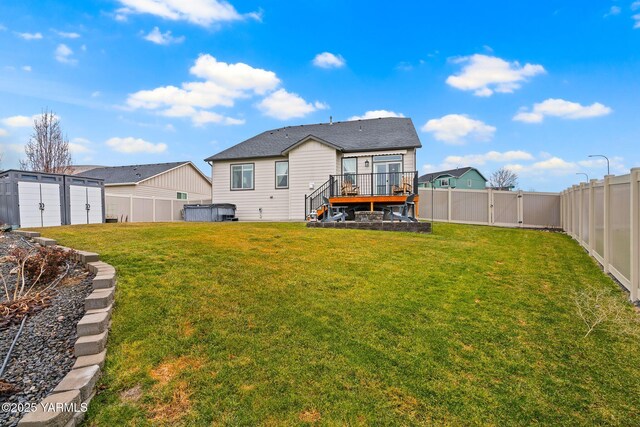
[307,221,432,233]
[11,230,116,427]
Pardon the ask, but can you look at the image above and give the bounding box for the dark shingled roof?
[419,167,478,183]
[80,161,191,184]
[205,117,422,161]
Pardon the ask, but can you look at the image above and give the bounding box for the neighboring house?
[68,165,106,175]
[418,167,487,190]
[80,161,211,200]
[205,117,422,220]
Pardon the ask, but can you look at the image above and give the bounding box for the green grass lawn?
[37,222,640,426]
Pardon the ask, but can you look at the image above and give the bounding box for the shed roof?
[205,117,422,161]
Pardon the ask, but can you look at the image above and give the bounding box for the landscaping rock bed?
[0,233,93,427]
[307,220,432,233]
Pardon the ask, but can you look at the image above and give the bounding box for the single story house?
[205,117,422,221]
[80,161,212,200]
[418,167,487,190]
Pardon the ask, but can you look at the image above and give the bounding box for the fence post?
[603,175,612,273]
[129,195,133,222]
[487,188,493,225]
[152,197,156,222]
[630,168,639,301]
[171,200,174,221]
[588,179,597,257]
[447,187,452,222]
[517,190,524,227]
[578,183,584,244]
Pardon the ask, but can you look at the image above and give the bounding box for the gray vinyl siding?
[288,140,338,219]
[212,157,290,220]
[336,149,416,174]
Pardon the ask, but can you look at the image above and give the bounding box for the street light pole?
[576,172,589,182]
[588,154,610,175]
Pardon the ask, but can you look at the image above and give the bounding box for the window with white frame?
[440,178,449,187]
[231,164,254,190]
[275,161,289,189]
[177,192,188,200]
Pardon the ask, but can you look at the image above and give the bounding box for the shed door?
[18,181,43,228]
[40,183,62,227]
[69,185,88,224]
[87,187,103,224]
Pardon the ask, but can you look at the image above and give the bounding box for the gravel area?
[0,233,94,427]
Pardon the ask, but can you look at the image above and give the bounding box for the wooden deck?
[327,194,420,216]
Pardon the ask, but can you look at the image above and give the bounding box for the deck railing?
[305,171,418,217]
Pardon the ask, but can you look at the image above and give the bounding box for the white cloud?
[312,52,346,69]
[513,98,612,123]
[115,0,258,26]
[1,115,35,127]
[0,128,8,137]
[421,114,496,144]
[22,65,32,72]
[106,137,167,154]
[634,14,640,29]
[54,30,81,39]
[143,27,185,45]
[69,137,93,154]
[604,6,621,17]
[127,54,320,124]
[16,32,43,40]
[441,151,534,169]
[348,110,405,121]
[633,1,640,11]
[189,54,279,95]
[257,89,321,120]
[91,91,101,98]
[55,44,77,64]
[446,54,545,97]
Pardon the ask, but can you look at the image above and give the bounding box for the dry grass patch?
[148,380,192,424]
[150,355,205,387]
[298,409,321,423]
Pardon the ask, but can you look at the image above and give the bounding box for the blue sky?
[0,0,639,191]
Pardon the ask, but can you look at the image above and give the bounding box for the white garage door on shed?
[17,181,62,228]
[69,185,104,224]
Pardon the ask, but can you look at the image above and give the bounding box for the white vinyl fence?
[561,168,640,300]
[417,188,561,229]
[105,194,212,223]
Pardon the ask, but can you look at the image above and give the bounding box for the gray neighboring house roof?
[205,117,422,162]
[80,161,205,185]
[419,167,487,183]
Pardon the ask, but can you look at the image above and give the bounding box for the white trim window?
[440,178,449,187]
[275,161,289,189]
[177,191,188,200]
[231,163,254,190]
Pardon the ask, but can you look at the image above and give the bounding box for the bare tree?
[19,109,72,173]
[489,167,518,191]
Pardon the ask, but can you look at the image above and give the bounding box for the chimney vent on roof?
[359,125,362,131]
[329,116,333,125]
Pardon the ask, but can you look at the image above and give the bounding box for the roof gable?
[206,117,422,162]
[419,167,487,183]
[80,161,209,185]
